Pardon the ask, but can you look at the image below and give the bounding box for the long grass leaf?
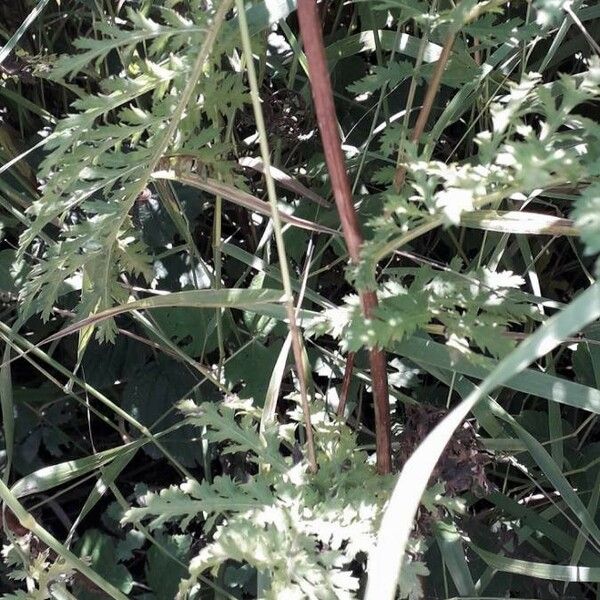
[0,0,53,66]
[433,521,476,596]
[11,442,142,498]
[473,545,600,582]
[395,335,600,415]
[0,343,13,482]
[0,479,129,600]
[366,282,600,600]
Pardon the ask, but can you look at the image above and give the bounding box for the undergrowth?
[1,0,600,598]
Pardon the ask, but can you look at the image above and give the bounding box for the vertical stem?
[337,351,355,418]
[236,0,317,473]
[393,34,456,192]
[297,0,391,474]
[213,194,225,376]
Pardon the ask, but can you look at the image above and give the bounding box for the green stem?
[0,480,128,600]
[236,0,317,472]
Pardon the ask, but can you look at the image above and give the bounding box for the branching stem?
[297,0,391,474]
[393,33,456,191]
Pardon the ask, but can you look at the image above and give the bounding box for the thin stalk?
[213,193,226,376]
[393,33,456,191]
[337,352,355,418]
[351,22,403,194]
[236,0,317,473]
[0,479,128,600]
[400,1,436,135]
[297,0,391,474]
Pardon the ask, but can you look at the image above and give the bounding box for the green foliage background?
[1,0,600,598]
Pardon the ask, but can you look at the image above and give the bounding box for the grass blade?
[433,521,476,596]
[0,478,129,600]
[395,335,600,415]
[366,282,600,600]
[0,0,53,66]
[0,343,13,482]
[473,545,600,582]
[11,442,142,498]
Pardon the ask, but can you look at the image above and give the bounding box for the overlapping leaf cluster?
[312,263,535,358]
[18,5,246,340]
[357,61,600,288]
[1,540,73,600]
[122,398,438,599]
[335,57,600,361]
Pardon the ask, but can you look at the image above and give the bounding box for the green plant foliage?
[74,529,133,594]
[18,4,247,340]
[2,0,600,598]
[122,399,443,599]
[311,264,534,357]
[354,61,600,291]
[1,539,74,599]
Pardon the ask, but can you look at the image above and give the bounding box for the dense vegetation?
[1,0,600,598]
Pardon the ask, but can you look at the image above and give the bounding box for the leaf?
[572,183,600,256]
[11,442,141,498]
[224,339,285,403]
[366,282,600,600]
[145,532,192,600]
[42,288,287,346]
[75,530,133,594]
[433,521,475,596]
[260,333,292,434]
[347,61,414,96]
[122,357,199,465]
[473,545,600,581]
[395,335,600,415]
[1,341,14,482]
[123,475,274,531]
[181,401,287,471]
[152,306,222,357]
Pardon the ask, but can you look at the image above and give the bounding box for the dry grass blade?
[461,210,578,236]
[153,169,336,234]
[238,157,330,207]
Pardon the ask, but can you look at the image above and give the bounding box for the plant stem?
[393,33,456,192]
[297,0,391,474]
[236,0,317,473]
[337,351,355,418]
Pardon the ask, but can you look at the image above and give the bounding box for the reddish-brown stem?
[393,34,456,192]
[337,351,355,418]
[297,0,391,474]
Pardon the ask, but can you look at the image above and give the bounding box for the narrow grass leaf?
[395,335,600,415]
[0,0,53,66]
[460,211,577,236]
[261,332,292,433]
[473,545,600,582]
[67,449,139,544]
[366,282,600,600]
[0,343,13,482]
[489,402,600,546]
[43,288,287,345]
[569,469,600,579]
[0,478,129,600]
[11,442,142,498]
[433,521,476,596]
